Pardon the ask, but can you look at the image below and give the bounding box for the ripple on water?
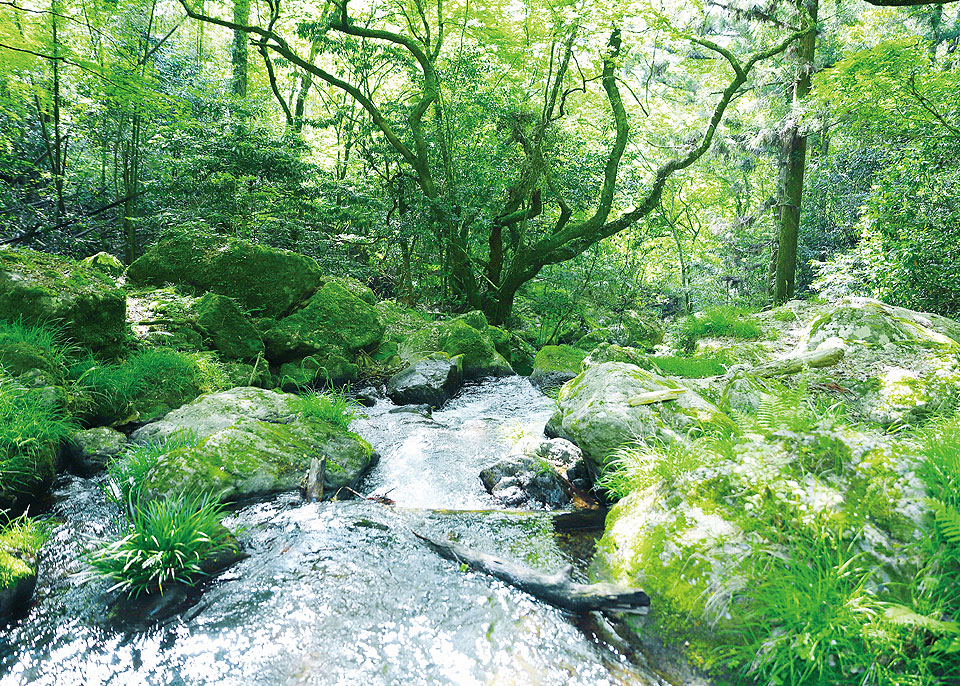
[0,379,658,686]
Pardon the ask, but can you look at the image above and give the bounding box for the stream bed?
[0,377,662,685]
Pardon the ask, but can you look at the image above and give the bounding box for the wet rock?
[133,387,378,502]
[0,249,127,356]
[530,345,586,390]
[0,567,36,620]
[127,229,323,317]
[355,385,383,407]
[388,404,433,418]
[386,353,463,408]
[480,436,576,508]
[67,426,127,476]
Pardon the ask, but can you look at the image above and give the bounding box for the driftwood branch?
[413,531,650,614]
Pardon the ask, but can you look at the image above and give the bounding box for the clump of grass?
[676,306,762,353]
[72,348,227,423]
[86,430,237,597]
[294,387,361,431]
[103,429,200,515]
[85,491,236,597]
[0,375,77,504]
[599,440,706,498]
[0,317,77,374]
[0,513,51,587]
[646,352,733,378]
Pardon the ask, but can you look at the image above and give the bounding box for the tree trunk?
[773,0,818,305]
[231,0,250,99]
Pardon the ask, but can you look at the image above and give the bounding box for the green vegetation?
[85,491,236,597]
[677,306,763,353]
[73,348,229,423]
[87,432,238,597]
[0,375,76,507]
[644,352,733,378]
[599,441,706,498]
[0,514,49,588]
[0,318,75,377]
[292,389,361,432]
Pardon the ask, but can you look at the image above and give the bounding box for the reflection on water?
[0,377,658,685]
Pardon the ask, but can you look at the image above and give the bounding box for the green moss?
[325,276,376,305]
[0,515,48,589]
[264,282,383,362]
[532,345,587,375]
[191,292,263,361]
[0,249,127,356]
[127,229,323,317]
[440,319,511,378]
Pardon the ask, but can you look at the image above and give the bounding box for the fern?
[932,499,960,546]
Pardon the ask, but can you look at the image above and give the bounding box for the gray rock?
[67,427,127,476]
[0,571,37,620]
[386,353,463,408]
[480,439,573,508]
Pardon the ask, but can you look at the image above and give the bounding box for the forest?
[1,0,960,684]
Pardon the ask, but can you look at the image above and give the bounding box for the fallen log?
[750,345,844,378]
[413,531,650,614]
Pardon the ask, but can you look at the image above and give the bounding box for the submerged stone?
[66,426,127,476]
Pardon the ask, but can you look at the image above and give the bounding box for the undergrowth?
[677,306,762,353]
[0,375,77,504]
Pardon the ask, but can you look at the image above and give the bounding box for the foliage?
[85,491,236,597]
[645,352,733,378]
[293,388,362,431]
[599,440,706,499]
[0,318,76,375]
[676,306,762,353]
[0,374,76,501]
[103,429,200,516]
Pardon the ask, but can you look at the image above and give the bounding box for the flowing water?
[0,377,661,685]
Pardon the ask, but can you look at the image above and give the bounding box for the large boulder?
[79,252,125,278]
[127,230,323,317]
[0,249,126,356]
[263,282,383,363]
[132,387,377,502]
[398,311,514,379]
[546,362,732,473]
[386,352,463,408]
[480,436,580,508]
[191,293,263,361]
[790,298,960,426]
[529,345,586,390]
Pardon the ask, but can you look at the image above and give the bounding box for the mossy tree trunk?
[773,0,818,305]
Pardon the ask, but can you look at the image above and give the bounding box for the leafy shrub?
[676,306,762,353]
[85,491,236,597]
[0,375,77,503]
[293,388,361,431]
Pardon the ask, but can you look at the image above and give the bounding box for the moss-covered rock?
[619,310,665,350]
[191,293,263,361]
[326,276,376,305]
[132,387,377,502]
[263,282,383,363]
[581,343,648,369]
[0,519,46,619]
[595,423,928,664]
[0,249,127,356]
[0,340,54,377]
[278,353,359,391]
[79,252,125,277]
[546,362,732,474]
[530,345,587,390]
[65,426,126,476]
[127,230,323,317]
[438,316,513,379]
[125,286,203,351]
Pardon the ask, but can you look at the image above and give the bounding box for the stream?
[0,377,662,685]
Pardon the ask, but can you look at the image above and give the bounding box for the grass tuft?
[293,387,361,431]
[677,306,762,353]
